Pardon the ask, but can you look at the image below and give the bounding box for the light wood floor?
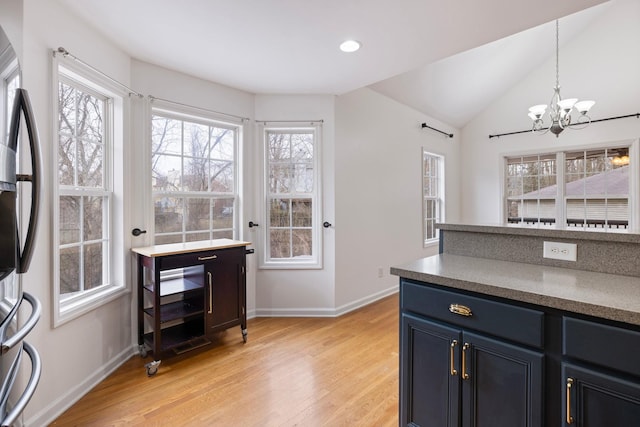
[51,294,399,426]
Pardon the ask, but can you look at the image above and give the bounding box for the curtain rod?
[54,47,143,98]
[149,95,250,122]
[255,120,323,124]
[421,123,453,138]
[488,113,640,139]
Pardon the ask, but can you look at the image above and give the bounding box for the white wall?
[460,0,640,224]
[334,88,461,309]
[19,0,136,425]
[253,95,337,315]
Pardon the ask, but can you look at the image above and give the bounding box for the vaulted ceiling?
[56,0,609,128]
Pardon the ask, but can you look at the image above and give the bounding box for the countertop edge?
[390,257,640,327]
[437,222,640,244]
[132,239,252,258]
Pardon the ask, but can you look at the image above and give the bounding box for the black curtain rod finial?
[421,122,453,138]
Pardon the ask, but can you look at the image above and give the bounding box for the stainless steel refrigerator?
[0,23,41,427]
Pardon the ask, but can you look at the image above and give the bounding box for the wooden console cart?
[133,239,251,373]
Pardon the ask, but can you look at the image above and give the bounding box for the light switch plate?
[543,241,577,262]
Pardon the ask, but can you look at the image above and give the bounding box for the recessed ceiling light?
[339,40,361,53]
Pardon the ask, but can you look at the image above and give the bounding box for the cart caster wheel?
[242,329,248,343]
[139,345,147,358]
[145,360,161,377]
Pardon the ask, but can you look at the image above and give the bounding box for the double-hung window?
[423,150,444,246]
[260,124,322,268]
[53,59,127,325]
[151,106,240,244]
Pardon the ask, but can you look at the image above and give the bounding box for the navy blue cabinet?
[562,317,640,426]
[400,279,543,427]
[399,278,640,426]
[562,364,640,426]
[401,313,460,426]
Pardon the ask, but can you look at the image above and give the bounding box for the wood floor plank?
[50,294,399,426]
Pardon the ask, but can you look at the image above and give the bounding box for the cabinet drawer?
[401,279,544,348]
[159,251,220,270]
[563,317,640,377]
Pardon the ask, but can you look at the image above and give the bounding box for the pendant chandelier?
[528,20,595,137]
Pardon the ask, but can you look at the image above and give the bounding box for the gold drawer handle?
[449,304,472,317]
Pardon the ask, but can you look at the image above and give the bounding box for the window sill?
[54,284,129,328]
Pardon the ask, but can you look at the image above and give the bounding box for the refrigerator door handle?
[9,89,42,274]
[0,341,41,427]
[0,292,41,355]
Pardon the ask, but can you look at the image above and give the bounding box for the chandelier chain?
[555,20,559,88]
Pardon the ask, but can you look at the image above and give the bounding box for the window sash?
[261,125,322,268]
[151,110,240,244]
[423,150,444,246]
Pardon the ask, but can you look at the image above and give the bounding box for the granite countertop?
[391,254,640,326]
[132,238,251,258]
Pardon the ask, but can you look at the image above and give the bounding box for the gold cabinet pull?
[461,343,470,380]
[198,254,218,261]
[449,304,472,317]
[207,272,213,314]
[566,378,574,425]
[450,340,458,376]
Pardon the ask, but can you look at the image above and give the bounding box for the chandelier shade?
[528,20,595,137]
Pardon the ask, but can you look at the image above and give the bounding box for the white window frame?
[52,56,128,326]
[422,149,444,247]
[0,47,19,314]
[258,122,322,269]
[149,101,242,244]
[502,139,639,231]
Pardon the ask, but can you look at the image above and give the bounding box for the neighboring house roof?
[521,165,628,199]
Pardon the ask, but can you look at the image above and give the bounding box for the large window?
[505,144,634,230]
[423,149,444,245]
[54,60,126,325]
[151,107,240,244]
[261,124,321,268]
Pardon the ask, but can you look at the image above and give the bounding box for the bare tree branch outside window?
[57,79,109,297]
[266,130,314,259]
[151,112,237,244]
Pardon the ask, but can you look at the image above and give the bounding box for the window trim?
[501,139,639,231]
[52,55,128,327]
[422,149,445,247]
[258,122,323,269]
[149,101,243,244]
[0,52,19,316]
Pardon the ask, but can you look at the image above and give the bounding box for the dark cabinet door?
[563,363,640,427]
[462,332,543,427]
[204,247,245,335]
[400,313,461,427]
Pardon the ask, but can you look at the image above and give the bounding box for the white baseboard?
[27,345,137,427]
[253,285,398,318]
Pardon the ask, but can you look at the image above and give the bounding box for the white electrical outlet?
[543,241,577,262]
[378,267,384,278]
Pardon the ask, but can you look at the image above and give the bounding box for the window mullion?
[557,151,565,227]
